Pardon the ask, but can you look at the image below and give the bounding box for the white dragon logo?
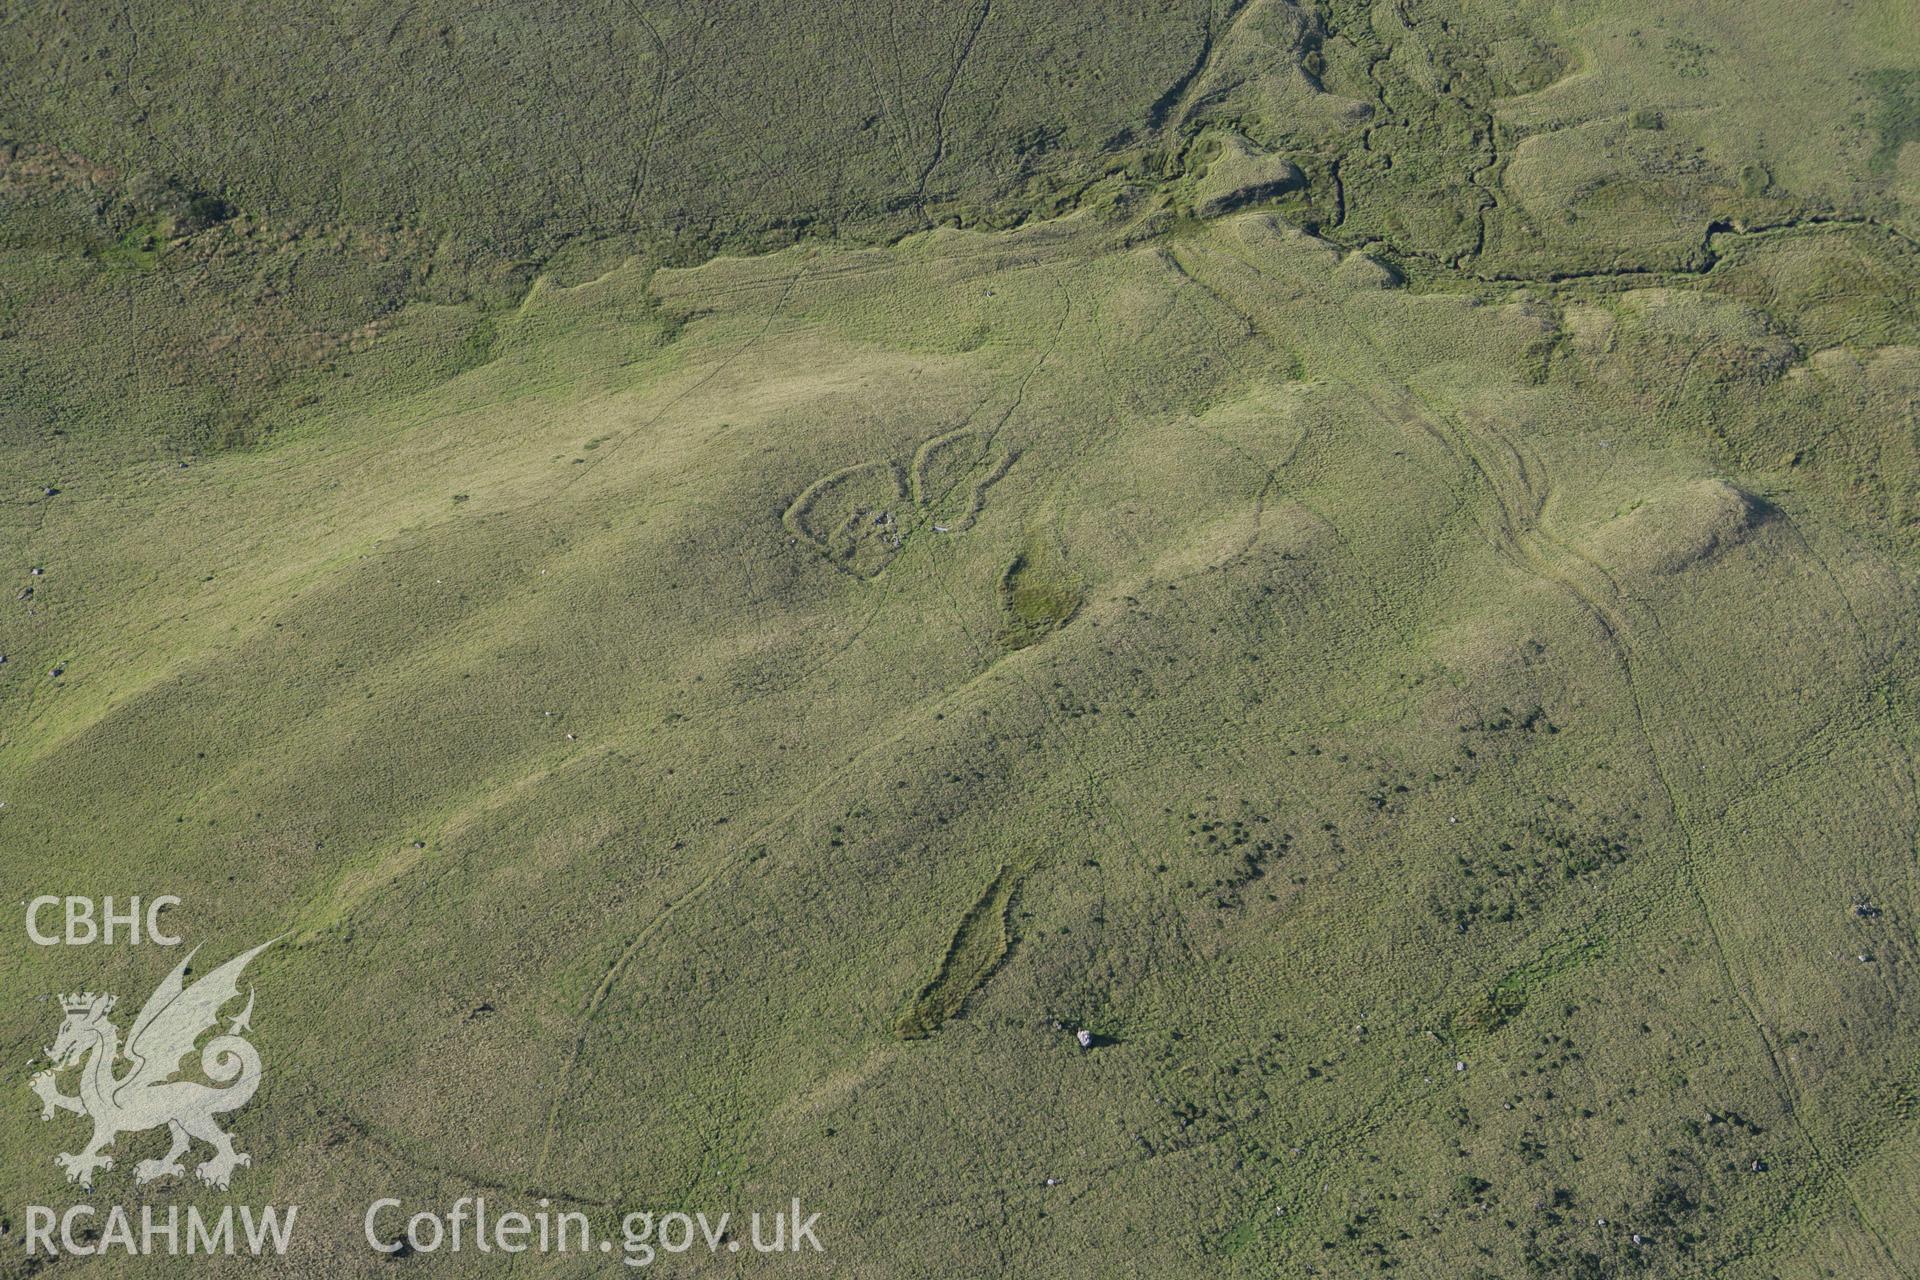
[29,940,274,1190]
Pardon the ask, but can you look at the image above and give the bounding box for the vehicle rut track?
[1429,400,1914,1280]
[1165,222,1908,1271]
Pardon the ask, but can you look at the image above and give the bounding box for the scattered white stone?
[1075,1029,1093,1050]
[1455,1061,1467,1072]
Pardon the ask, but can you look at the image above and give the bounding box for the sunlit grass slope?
[4,203,1919,1276]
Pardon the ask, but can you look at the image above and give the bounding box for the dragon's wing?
[114,939,275,1101]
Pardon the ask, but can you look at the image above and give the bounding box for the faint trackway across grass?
[1423,394,1913,1280]
[517,264,815,1207]
[848,1,917,183]
[519,607,1088,1201]
[6,246,1066,784]
[12,259,817,752]
[1014,247,1477,1230]
[530,260,811,543]
[903,269,1205,1010]
[316,1099,612,1209]
[913,0,993,220]
[1389,345,1913,1276]
[615,0,675,229]
[1180,233,1910,1273]
[525,272,1095,1205]
[1149,0,1252,132]
[1007,257,1255,982]
[524,276,1071,1201]
[1162,240,1456,660]
[917,259,1352,1060]
[1156,244,1314,573]
[948,273,1209,993]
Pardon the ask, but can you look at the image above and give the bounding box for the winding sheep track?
[912,0,993,220]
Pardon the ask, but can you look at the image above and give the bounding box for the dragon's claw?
[194,1151,247,1190]
[28,1070,71,1120]
[54,1151,110,1187]
[134,1158,186,1184]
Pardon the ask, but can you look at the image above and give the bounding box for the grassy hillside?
[4,2,1920,1277]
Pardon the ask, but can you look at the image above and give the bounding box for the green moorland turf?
[3,1,1920,1277]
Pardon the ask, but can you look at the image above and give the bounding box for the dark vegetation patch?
[1866,69,1920,173]
[1430,803,1636,940]
[997,545,1081,650]
[1173,798,1292,910]
[1462,937,1606,1034]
